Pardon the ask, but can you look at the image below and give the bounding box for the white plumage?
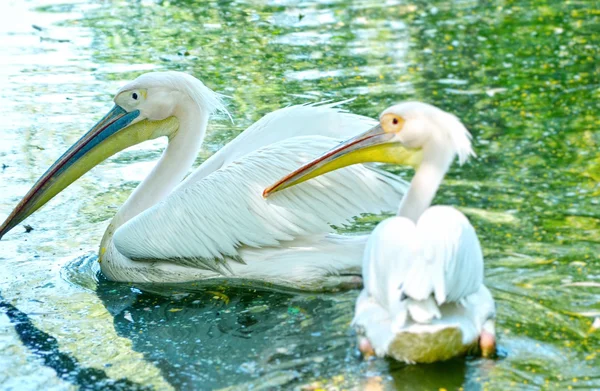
[94,72,408,286]
[353,207,494,361]
[177,100,376,186]
[263,101,497,362]
[0,72,407,289]
[113,136,405,275]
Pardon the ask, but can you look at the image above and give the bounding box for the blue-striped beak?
[0,105,177,239]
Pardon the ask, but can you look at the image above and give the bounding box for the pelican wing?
[359,207,483,327]
[113,136,406,272]
[407,205,484,305]
[177,101,377,188]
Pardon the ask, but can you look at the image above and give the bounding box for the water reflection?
[94,271,482,390]
[59,245,492,391]
[96,276,341,389]
[0,0,598,389]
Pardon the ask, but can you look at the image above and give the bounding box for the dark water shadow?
[387,358,472,390]
[59,254,486,390]
[95,274,359,390]
[0,289,151,391]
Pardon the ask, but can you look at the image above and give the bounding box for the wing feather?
[177,102,377,189]
[405,205,484,304]
[359,207,484,328]
[113,136,407,270]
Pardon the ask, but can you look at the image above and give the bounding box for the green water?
[0,0,598,390]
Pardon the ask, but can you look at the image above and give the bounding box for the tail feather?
[407,297,442,324]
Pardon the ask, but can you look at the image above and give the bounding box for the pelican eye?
[132,92,138,100]
[380,113,405,133]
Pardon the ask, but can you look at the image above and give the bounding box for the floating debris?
[207,290,230,304]
[123,311,134,323]
[23,224,34,233]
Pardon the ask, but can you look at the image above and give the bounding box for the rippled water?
[0,0,598,390]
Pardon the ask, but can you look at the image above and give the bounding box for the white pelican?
[0,71,408,290]
[264,102,497,362]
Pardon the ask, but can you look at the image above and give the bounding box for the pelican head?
[264,101,474,196]
[0,71,224,239]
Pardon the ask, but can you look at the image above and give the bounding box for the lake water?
[0,0,598,390]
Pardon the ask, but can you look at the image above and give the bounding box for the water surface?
[0,0,598,390]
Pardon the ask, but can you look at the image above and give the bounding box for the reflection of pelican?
[95,277,474,389]
[0,72,406,289]
[264,102,496,362]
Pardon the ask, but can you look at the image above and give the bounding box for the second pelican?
[265,102,496,362]
[0,71,407,289]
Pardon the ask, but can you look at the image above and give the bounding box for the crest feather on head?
[393,101,475,165]
[123,71,230,119]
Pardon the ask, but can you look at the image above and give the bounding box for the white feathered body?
[98,104,407,289]
[353,206,495,363]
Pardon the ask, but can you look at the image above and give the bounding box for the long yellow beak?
[263,123,423,197]
[0,105,178,239]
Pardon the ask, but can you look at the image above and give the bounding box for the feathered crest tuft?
[434,110,475,166]
[393,101,475,166]
[123,71,231,120]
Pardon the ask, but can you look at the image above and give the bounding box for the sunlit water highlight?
[0,0,598,390]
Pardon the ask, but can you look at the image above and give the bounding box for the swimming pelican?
[264,102,496,362]
[0,71,408,290]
